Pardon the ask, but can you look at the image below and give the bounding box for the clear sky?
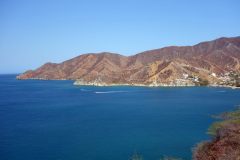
[0,0,240,74]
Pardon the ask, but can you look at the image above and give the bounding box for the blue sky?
[0,0,240,73]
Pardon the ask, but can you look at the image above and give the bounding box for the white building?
[183,74,188,79]
[225,72,230,76]
[211,73,216,77]
[194,76,199,82]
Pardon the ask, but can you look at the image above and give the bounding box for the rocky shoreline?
[16,77,240,88]
[73,79,240,88]
[210,84,240,89]
[15,77,240,89]
[73,78,195,87]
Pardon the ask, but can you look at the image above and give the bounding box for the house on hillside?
[225,72,230,76]
[183,74,188,79]
[211,73,216,77]
[188,76,199,82]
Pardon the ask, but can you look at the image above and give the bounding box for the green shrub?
[199,79,209,86]
[112,80,119,84]
[206,105,240,136]
[129,150,143,160]
[235,81,240,87]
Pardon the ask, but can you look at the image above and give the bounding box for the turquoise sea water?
[0,74,239,160]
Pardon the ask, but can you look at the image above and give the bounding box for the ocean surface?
[0,74,239,160]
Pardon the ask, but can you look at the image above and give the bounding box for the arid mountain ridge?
[16,36,240,86]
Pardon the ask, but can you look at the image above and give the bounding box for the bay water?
[0,74,239,160]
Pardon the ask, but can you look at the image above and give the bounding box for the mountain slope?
[16,36,240,86]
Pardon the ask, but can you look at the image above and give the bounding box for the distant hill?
[16,36,240,86]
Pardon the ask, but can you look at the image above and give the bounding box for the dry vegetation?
[192,106,240,160]
[129,106,240,160]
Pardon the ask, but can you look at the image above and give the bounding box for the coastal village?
[183,69,240,88]
[214,71,240,88]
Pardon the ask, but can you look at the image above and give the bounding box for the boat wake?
[218,91,226,92]
[94,91,129,94]
[81,89,90,91]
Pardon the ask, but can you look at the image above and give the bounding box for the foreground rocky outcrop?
[193,123,240,160]
[192,106,240,160]
[16,36,240,86]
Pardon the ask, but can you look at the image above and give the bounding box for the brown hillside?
[16,36,240,86]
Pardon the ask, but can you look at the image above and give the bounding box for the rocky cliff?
[16,36,240,86]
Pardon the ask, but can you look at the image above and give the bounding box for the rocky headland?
[16,36,240,87]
